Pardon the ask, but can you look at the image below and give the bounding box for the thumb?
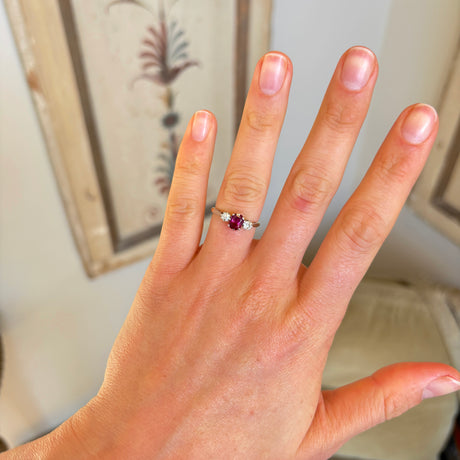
[298,362,460,459]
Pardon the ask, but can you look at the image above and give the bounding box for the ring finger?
[202,52,292,264]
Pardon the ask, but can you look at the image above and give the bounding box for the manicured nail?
[259,53,287,96]
[191,110,211,142]
[340,47,374,91]
[422,376,460,400]
[401,104,437,145]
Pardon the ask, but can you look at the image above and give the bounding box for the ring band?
[211,207,260,231]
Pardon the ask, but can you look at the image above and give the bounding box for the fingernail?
[401,104,437,145]
[259,53,288,96]
[422,376,460,400]
[340,47,375,91]
[191,110,211,142]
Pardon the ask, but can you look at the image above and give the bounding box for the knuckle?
[290,165,334,213]
[339,204,386,254]
[284,298,337,347]
[376,151,414,185]
[238,282,268,320]
[175,154,206,179]
[283,306,316,344]
[236,275,277,320]
[369,374,391,421]
[222,170,266,205]
[321,101,358,134]
[244,108,278,135]
[369,374,408,422]
[167,195,199,222]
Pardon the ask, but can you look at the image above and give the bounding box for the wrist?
[59,395,115,459]
[1,397,110,460]
[0,420,85,460]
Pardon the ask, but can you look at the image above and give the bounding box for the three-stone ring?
[211,207,260,231]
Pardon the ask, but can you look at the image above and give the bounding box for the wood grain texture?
[5,0,272,277]
[410,45,460,247]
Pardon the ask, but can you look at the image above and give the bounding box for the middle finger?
[255,46,378,283]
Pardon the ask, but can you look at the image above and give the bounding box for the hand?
[7,46,460,459]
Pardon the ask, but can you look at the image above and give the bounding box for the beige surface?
[71,0,236,238]
[443,139,460,210]
[410,46,460,247]
[323,280,460,460]
[5,0,271,277]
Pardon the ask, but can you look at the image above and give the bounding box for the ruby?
[229,214,244,230]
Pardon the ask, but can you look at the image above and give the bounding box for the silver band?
[211,207,260,231]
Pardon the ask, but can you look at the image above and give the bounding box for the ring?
[211,207,260,231]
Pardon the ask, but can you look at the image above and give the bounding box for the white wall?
[1,0,459,447]
[268,0,460,286]
[0,2,150,443]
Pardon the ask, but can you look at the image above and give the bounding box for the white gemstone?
[221,212,231,222]
[242,220,253,230]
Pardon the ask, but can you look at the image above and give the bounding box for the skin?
[4,47,460,459]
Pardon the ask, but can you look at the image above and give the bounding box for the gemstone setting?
[229,213,244,230]
[242,220,253,230]
[221,212,231,222]
[211,207,259,231]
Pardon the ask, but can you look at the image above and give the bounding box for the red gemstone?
[229,214,244,230]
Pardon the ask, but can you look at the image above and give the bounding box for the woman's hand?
[6,47,460,459]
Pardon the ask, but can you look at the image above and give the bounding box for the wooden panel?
[432,115,460,221]
[5,0,272,276]
[410,46,460,246]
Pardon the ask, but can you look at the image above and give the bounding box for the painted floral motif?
[138,18,199,86]
[107,0,199,196]
[132,2,198,195]
[138,7,198,194]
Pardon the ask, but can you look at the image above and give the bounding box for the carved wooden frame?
[5,0,272,277]
[410,45,460,247]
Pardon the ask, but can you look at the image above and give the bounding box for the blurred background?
[1,0,459,450]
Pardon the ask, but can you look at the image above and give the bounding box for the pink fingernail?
[259,53,288,96]
[340,47,375,91]
[422,376,460,400]
[401,104,437,145]
[191,110,211,142]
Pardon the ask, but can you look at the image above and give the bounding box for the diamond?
[221,212,231,222]
[242,220,253,230]
[229,214,244,230]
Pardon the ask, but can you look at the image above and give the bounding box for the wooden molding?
[410,45,460,247]
[5,0,272,277]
